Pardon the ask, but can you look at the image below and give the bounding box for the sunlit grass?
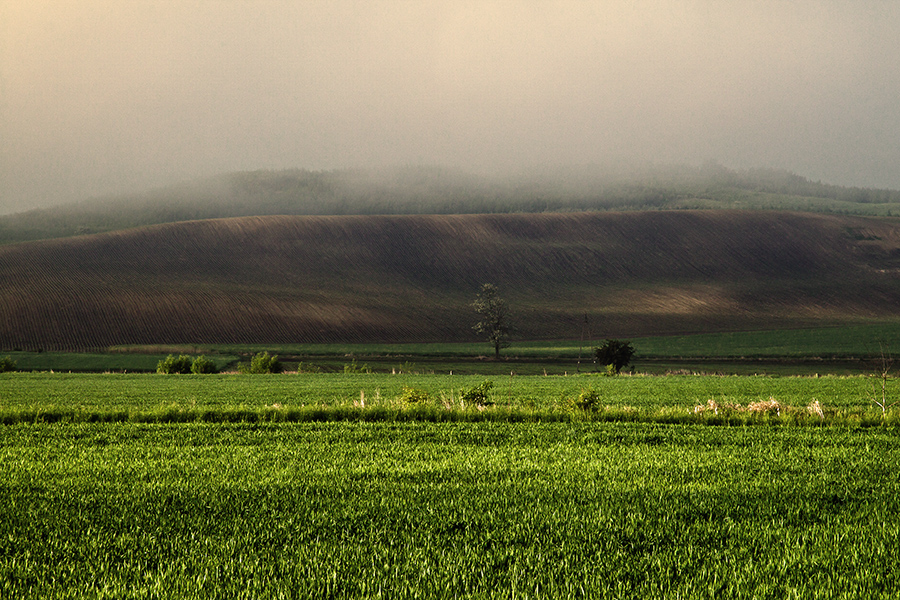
[1,371,898,427]
[2,421,898,598]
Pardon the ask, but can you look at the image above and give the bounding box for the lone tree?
[593,339,635,374]
[472,283,511,359]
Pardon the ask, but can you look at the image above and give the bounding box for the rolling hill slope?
[2,210,900,350]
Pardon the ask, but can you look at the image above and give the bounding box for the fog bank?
[3,1,899,213]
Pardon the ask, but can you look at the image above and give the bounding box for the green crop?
[0,372,897,426]
[1,421,899,598]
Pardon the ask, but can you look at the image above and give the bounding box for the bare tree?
[870,344,898,415]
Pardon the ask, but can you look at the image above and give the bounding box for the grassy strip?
[2,350,238,372]
[3,403,897,427]
[113,321,900,359]
[5,321,899,374]
[1,370,890,412]
[633,321,900,358]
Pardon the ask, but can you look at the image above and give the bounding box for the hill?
[2,211,900,351]
[4,164,900,244]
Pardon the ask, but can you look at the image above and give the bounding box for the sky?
[2,1,900,214]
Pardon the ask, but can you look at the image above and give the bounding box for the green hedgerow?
[190,355,218,374]
[157,354,193,374]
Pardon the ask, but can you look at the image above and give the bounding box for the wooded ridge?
[4,164,900,245]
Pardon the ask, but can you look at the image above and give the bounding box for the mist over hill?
[3,164,900,245]
[2,210,900,351]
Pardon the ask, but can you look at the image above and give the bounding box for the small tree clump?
[190,355,218,374]
[461,380,494,405]
[593,339,635,374]
[157,354,193,374]
[0,356,17,372]
[249,351,282,374]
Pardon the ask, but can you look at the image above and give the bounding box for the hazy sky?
[2,1,900,213]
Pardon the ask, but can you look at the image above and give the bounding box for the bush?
[593,339,635,374]
[0,356,16,372]
[157,354,193,374]
[461,380,494,405]
[190,355,218,374]
[397,386,430,404]
[249,351,281,374]
[575,388,601,412]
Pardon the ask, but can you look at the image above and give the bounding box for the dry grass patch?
[692,397,830,421]
[694,397,784,415]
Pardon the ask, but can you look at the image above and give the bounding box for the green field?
[115,321,900,359]
[0,371,896,422]
[6,321,900,376]
[2,420,898,598]
[3,372,899,597]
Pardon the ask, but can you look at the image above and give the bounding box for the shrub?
[157,354,193,374]
[0,356,16,372]
[575,388,601,412]
[249,351,282,374]
[461,380,494,405]
[397,386,430,404]
[190,355,218,374]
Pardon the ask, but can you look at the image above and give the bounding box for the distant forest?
[3,163,900,244]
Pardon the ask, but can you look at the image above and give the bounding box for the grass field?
[2,372,899,597]
[2,420,898,598]
[3,320,899,378]
[115,321,900,360]
[0,370,896,424]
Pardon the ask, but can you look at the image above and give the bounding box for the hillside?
[2,210,900,351]
[4,164,900,245]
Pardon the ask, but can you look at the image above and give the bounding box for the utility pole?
[578,313,588,372]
